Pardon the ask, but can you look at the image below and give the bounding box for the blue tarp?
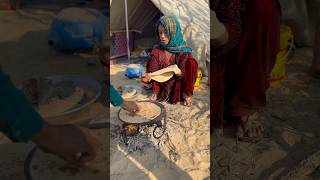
[48,8,106,51]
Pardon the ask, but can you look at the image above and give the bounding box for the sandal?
[236,117,268,143]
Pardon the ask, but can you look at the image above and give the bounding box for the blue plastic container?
[125,64,143,78]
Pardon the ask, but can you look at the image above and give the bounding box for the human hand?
[32,124,98,164]
[176,69,181,76]
[141,73,151,83]
[121,101,140,113]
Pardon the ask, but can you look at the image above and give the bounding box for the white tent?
[279,0,320,46]
[110,0,210,75]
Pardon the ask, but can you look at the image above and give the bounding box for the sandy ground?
[213,48,320,180]
[0,143,35,180]
[0,7,107,180]
[110,64,210,180]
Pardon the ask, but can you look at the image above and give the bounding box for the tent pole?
[124,0,130,64]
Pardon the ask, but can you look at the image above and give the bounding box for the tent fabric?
[110,0,210,76]
[110,0,159,32]
[279,0,320,46]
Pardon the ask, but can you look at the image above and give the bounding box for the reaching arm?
[0,68,44,142]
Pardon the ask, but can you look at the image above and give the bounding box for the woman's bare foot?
[237,116,265,142]
[183,96,192,106]
[149,94,157,101]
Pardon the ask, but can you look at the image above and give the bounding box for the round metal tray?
[37,75,101,118]
[118,101,167,142]
[117,100,166,126]
[24,146,37,180]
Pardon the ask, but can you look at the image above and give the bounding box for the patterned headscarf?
[156,16,192,54]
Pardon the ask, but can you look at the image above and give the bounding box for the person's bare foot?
[183,96,192,106]
[149,94,157,101]
[237,116,265,142]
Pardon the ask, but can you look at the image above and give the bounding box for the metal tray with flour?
[36,75,101,118]
[117,100,165,126]
[117,101,167,142]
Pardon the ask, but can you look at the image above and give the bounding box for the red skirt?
[211,0,280,128]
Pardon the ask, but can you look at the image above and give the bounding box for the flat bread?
[30,129,107,180]
[150,72,175,83]
[149,64,181,76]
[37,87,84,117]
[149,65,180,82]
[119,102,161,124]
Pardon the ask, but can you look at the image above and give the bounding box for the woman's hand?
[121,101,140,113]
[141,73,151,83]
[176,69,181,76]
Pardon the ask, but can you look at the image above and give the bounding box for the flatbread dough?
[30,129,107,180]
[150,72,175,83]
[119,102,161,124]
[149,64,181,83]
[37,87,84,118]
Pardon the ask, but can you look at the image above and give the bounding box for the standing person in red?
[142,16,198,106]
[211,0,280,142]
[210,0,241,139]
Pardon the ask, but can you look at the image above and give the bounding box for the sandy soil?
[0,143,34,180]
[110,63,210,180]
[212,48,320,180]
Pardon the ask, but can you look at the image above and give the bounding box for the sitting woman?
[142,16,198,106]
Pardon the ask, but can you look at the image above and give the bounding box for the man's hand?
[121,101,140,113]
[32,124,98,164]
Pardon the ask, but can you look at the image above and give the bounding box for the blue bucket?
[125,64,143,78]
